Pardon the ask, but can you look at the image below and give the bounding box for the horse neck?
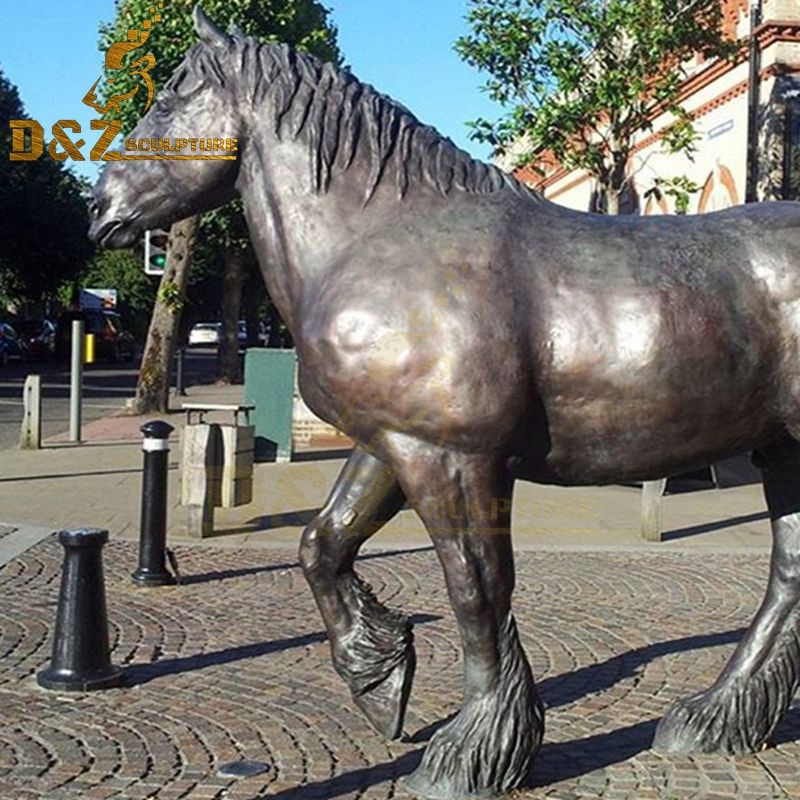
[236,133,387,334]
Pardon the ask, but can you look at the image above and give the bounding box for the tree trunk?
[132,215,199,414]
[217,245,247,384]
[606,189,622,215]
[606,140,628,216]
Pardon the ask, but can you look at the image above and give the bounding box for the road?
[0,349,219,451]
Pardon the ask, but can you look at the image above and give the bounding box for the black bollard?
[175,347,187,396]
[37,528,122,691]
[132,420,176,586]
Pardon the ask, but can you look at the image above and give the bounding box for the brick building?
[513,0,800,213]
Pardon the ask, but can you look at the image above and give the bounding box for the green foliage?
[456,0,738,204]
[199,197,251,255]
[157,279,185,311]
[644,174,701,214]
[0,69,94,305]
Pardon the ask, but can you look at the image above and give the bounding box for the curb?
[0,522,57,567]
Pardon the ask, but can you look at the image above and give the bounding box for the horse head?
[88,6,241,247]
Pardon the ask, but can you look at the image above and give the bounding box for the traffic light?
[144,228,169,275]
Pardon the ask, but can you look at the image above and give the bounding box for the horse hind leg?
[384,439,544,799]
[654,435,800,755]
[298,445,414,741]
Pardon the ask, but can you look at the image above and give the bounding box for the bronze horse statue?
[90,8,800,798]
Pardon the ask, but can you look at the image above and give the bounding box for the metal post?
[175,347,187,396]
[69,319,84,442]
[19,374,41,450]
[37,528,122,691]
[132,420,176,586]
[745,0,763,203]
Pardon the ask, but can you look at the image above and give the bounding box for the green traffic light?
[150,254,167,268]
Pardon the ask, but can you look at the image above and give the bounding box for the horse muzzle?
[88,217,139,249]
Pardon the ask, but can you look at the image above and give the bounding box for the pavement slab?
[0,523,56,567]
[1,537,799,799]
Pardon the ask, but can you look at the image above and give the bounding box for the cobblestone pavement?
[2,539,800,799]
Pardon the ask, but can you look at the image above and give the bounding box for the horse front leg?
[298,445,414,740]
[385,440,544,800]
[655,436,800,755]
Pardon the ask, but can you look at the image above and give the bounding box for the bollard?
[175,346,187,396]
[37,528,122,691]
[641,478,668,542]
[19,374,42,450]
[69,319,84,442]
[132,420,176,586]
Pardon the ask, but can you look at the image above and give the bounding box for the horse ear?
[193,5,230,48]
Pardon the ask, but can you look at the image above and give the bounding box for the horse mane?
[191,36,541,205]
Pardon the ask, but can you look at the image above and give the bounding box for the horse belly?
[526,283,782,484]
[536,393,780,485]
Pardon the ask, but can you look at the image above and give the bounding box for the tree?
[456,0,738,214]
[199,200,254,385]
[0,69,94,311]
[97,0,341,411]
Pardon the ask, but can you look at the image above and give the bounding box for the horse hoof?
[352,643,416,740]
[402,701,538,800]
[404,629,543,800]
[654,687,762,756]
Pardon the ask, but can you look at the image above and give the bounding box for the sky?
[0,0,499,183]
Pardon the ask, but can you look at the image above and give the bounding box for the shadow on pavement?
[247,508,321,531]
[0,466,145,483]
[121,616,800,795]
[180,544,435,585]
[268,749,424,799]
[663,511,769,541]
[261,720,656,798]
[771,706,800,746]
[45,440,142,449]
[402,633,743,750]
[537,628,745,711]
[123,631,329,685]
[265,704,800,798]
[123,612,440,686]
[528,718,659,788]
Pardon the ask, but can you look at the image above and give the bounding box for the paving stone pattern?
[1,539,799,799]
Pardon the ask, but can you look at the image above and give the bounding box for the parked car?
[15,319,55,360]
[0,323,27,366]
[188,322,221,347]
[55,310,135,363]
